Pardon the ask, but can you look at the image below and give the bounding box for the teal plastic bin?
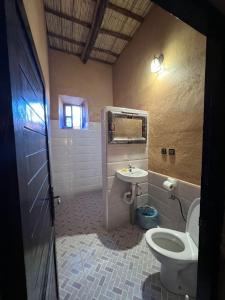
[136,206,159,229]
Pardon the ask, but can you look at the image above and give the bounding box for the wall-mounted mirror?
[108,111,147,144]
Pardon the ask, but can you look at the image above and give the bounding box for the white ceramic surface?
[145,197,200,297]
[116,167,148,184]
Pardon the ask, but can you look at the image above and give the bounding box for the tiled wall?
[50,120,102,196]
[102,106,149,230]
[148,170,200,231]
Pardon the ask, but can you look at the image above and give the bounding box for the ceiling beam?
[49,45,113,65]
[107,2,144,22]
[50,45,81,57]
[92,47,119,57]
[48,31,85,47]
[44,6,130,41]
[81,0,109,63]
[48,31,119,57]
[45,6,91,28]
[92,0,144,22]
[99,28,131,41]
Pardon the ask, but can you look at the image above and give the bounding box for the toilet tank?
[186,198,200,247]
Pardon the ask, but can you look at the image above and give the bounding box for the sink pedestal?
[130,184,136,225]
[116,167,148,226]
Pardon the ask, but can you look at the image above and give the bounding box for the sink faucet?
[128,163,134,172]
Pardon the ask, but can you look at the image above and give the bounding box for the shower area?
[50,120,102,197]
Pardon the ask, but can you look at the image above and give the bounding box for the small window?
[63,104,82,129]
[59,95,88,129]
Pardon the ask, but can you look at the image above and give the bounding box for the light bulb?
[151,58,161,73]
[150,54,164,73]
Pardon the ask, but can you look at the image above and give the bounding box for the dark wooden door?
[1,0,58,299]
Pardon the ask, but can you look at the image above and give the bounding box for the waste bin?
[136,206,159,229]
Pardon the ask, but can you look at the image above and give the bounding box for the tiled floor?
[55,190,186,300]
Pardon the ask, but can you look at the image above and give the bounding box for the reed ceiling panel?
[110,0,152,17]
[45,0,95,22]
[101,8,139,37]
[44,0,152,64]
[49,36,83,54]
[94,34,127,54]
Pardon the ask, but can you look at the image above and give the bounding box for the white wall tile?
[107,176,114,190]
[138,182,149,195]
[148,171,168,187]
[50,120,102,195]
[50,120,59,129]
[136,194,150,208]
[102,107,149,230]
[149,183,170,204]
[107,144,148,163]
[148,170,201,232]
[177,180,200,201]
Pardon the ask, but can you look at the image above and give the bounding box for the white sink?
[116,167,148,184]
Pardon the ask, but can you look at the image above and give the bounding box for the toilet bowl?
[145,198,200,297]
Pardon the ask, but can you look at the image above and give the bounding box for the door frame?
[152,1,225,299]
[13,0,225,299]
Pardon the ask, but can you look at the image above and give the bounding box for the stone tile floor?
[55,190,187,300]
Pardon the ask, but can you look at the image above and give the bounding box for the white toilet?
[145,198,200,297]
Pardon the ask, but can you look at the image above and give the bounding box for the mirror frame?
[108,111,147,144]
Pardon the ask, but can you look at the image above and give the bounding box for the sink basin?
[116,167,148,184]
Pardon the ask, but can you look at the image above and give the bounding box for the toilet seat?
[145,198,200,296]
[145,227,198,262]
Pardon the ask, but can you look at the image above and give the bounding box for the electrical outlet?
[169,148,175,155]
[161,148,167,155]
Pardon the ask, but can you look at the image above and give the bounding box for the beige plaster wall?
[113,5,206,184]
[23,0,50,101]
[49,49,113,122]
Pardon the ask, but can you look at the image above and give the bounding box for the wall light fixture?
[151,54,164,73]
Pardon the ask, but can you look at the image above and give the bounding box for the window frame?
[63,103,82,129]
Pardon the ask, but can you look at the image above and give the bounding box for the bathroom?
[48,1,205,299]
[3,0,225,300]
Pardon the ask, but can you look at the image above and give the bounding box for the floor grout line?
[55,190,186,300]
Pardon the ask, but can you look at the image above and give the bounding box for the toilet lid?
[186,198,200,247]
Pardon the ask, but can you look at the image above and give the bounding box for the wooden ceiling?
[44,0,152,65]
